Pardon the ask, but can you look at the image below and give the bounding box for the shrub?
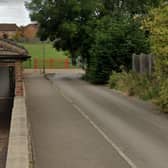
[159,79,168,112]
[109,71,159,100]
[86,15,149,84]
[143,3,168,112]
[109,71,134,95]
[109,71,168,112]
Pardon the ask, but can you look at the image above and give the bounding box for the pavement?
[25,70,168,168]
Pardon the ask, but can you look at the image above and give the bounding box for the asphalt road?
[25,70,168,168]
[25,73,129,168]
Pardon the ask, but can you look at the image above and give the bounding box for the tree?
[144,1,168,111]
[26,0,102,64]
[26,0,158,83]
[102,0,160,15]
[26,0,158,62]
[144,1,168,79]
[86,15,149,83]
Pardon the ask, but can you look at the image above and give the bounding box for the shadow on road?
[0,99,13,168]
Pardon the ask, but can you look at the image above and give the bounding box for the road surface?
[25,70,168,168]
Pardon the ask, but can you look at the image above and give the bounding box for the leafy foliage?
[109,71,159,100]
[26,0,168,111]
[26,0,157,83]
[144,2,168,79]
[26,0,102,64]
[102,0,160,15]
[143,1,168,112]
[86,16,149,83]
[159,79,168,112]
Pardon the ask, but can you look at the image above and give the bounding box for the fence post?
[64,58,69,69]
[34,58,38,72]
[132,53,136,72]
[139,53,143,74]
[149,54,152,75]
[49,58,55,69]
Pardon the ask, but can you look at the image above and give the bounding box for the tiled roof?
[24,23,38,28]
[0,24,18,32]
[0,39,30,60]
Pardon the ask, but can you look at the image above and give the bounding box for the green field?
[21,43,73,69]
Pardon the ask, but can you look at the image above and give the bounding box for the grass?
[21,42,74,69]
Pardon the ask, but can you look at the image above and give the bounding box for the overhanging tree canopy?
[26,0,160,83]
[26,0,159,56]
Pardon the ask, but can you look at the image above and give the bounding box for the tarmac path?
[25,70,168,168]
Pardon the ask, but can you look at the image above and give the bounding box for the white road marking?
[58,87,137,168]
[59,91,74,104]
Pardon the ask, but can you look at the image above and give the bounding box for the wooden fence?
[132,53,153,75]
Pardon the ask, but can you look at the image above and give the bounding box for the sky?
[0,0,31,26]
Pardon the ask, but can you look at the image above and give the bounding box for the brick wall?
[23,25,38,40]
[15,61,23,96]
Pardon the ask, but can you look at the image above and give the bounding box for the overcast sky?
[0,0,31,26]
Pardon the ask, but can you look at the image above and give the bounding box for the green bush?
[143,2,168,112]
[109,71,168,112]
[109,71,134,95]
[109,71,159,100]
[86,16,149,84]
[159,79,168,112]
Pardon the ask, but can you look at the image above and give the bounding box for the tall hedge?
[86,16,149,84]
[144,2,168,112]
